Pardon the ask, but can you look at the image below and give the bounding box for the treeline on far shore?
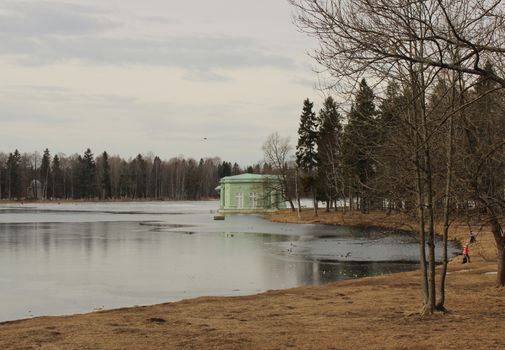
[0,149,263,201]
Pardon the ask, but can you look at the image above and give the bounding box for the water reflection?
[0,202,459,322]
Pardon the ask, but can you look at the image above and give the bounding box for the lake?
[0,201,459,322]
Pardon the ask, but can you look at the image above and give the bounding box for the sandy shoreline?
[1,210,503,349]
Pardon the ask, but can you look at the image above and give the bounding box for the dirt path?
[0,210,502,349]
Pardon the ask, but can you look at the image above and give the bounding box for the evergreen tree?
[101,151,112,199]
[317,96,343,211]
[40,148,51,199]
[151,156,162,199]
[375,81,412,210]
[296,98,319,214]
[186,158,200,199]
[341,79,377,213]
[296,98,318,171]
[6,150,22,199]
[71,155,83,198]
[51,154,64,198]
[0,149,223,201]
[118,159,130,197]
[81,149,96,198]
[133,154,147,198]
[232,162,241,175]
[261,163,272,173]
[196,158,206,198]
[218,161,232,178]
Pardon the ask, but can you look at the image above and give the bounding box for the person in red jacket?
[462,244,470,263]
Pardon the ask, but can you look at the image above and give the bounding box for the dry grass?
[0,209,503,350]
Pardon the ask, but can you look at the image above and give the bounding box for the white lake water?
[0,201,459,322]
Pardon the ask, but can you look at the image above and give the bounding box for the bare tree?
[290,0,505,311]
[290,0,505,89]
[262,132,296,210]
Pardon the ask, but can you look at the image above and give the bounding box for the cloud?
[0,35,295,73]
[0,1,116,36]
[135,14,176,25]
[0,84,296,164]
[184,70,232,82]
[0,2,296,75]
[0,0,314,164]
[291,77,317,88]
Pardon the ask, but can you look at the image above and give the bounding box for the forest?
[289,73,505,216]
[0,150,260,201]
[283,0,505,314]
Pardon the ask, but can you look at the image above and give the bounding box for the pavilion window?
[249,192,258,209]
[235,192,243,209]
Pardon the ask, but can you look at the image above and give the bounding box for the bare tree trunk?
[8,171,11,199]
[348,179,353,214]
[409,17,436,313]
[51,170,55,198]
[312,183,318,217]
[283,174,296,212]
[489,216,505,287]
[415,150,429,307]
[295,169,301,218]
[409,68,429,308]
[437,69,457,311]
[421,85,437,315]
[70,169,73,199]
[497,238,505,288]
[33,157,38,200]
[436,135,452,311]
[44,167,50,200]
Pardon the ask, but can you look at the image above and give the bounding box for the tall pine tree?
[51,154,64,199]
[81,149,96,198]
[341,79,377,213]
[40,148,51,199]
[101,151,112,199]
[375,81,412,211]
[317,96,343,211]
[6,150,22,199]
[296,98,319,215]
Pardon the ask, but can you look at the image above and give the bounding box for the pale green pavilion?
[216,173,286,213]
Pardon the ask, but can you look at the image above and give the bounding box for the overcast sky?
[0,0,320,165]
